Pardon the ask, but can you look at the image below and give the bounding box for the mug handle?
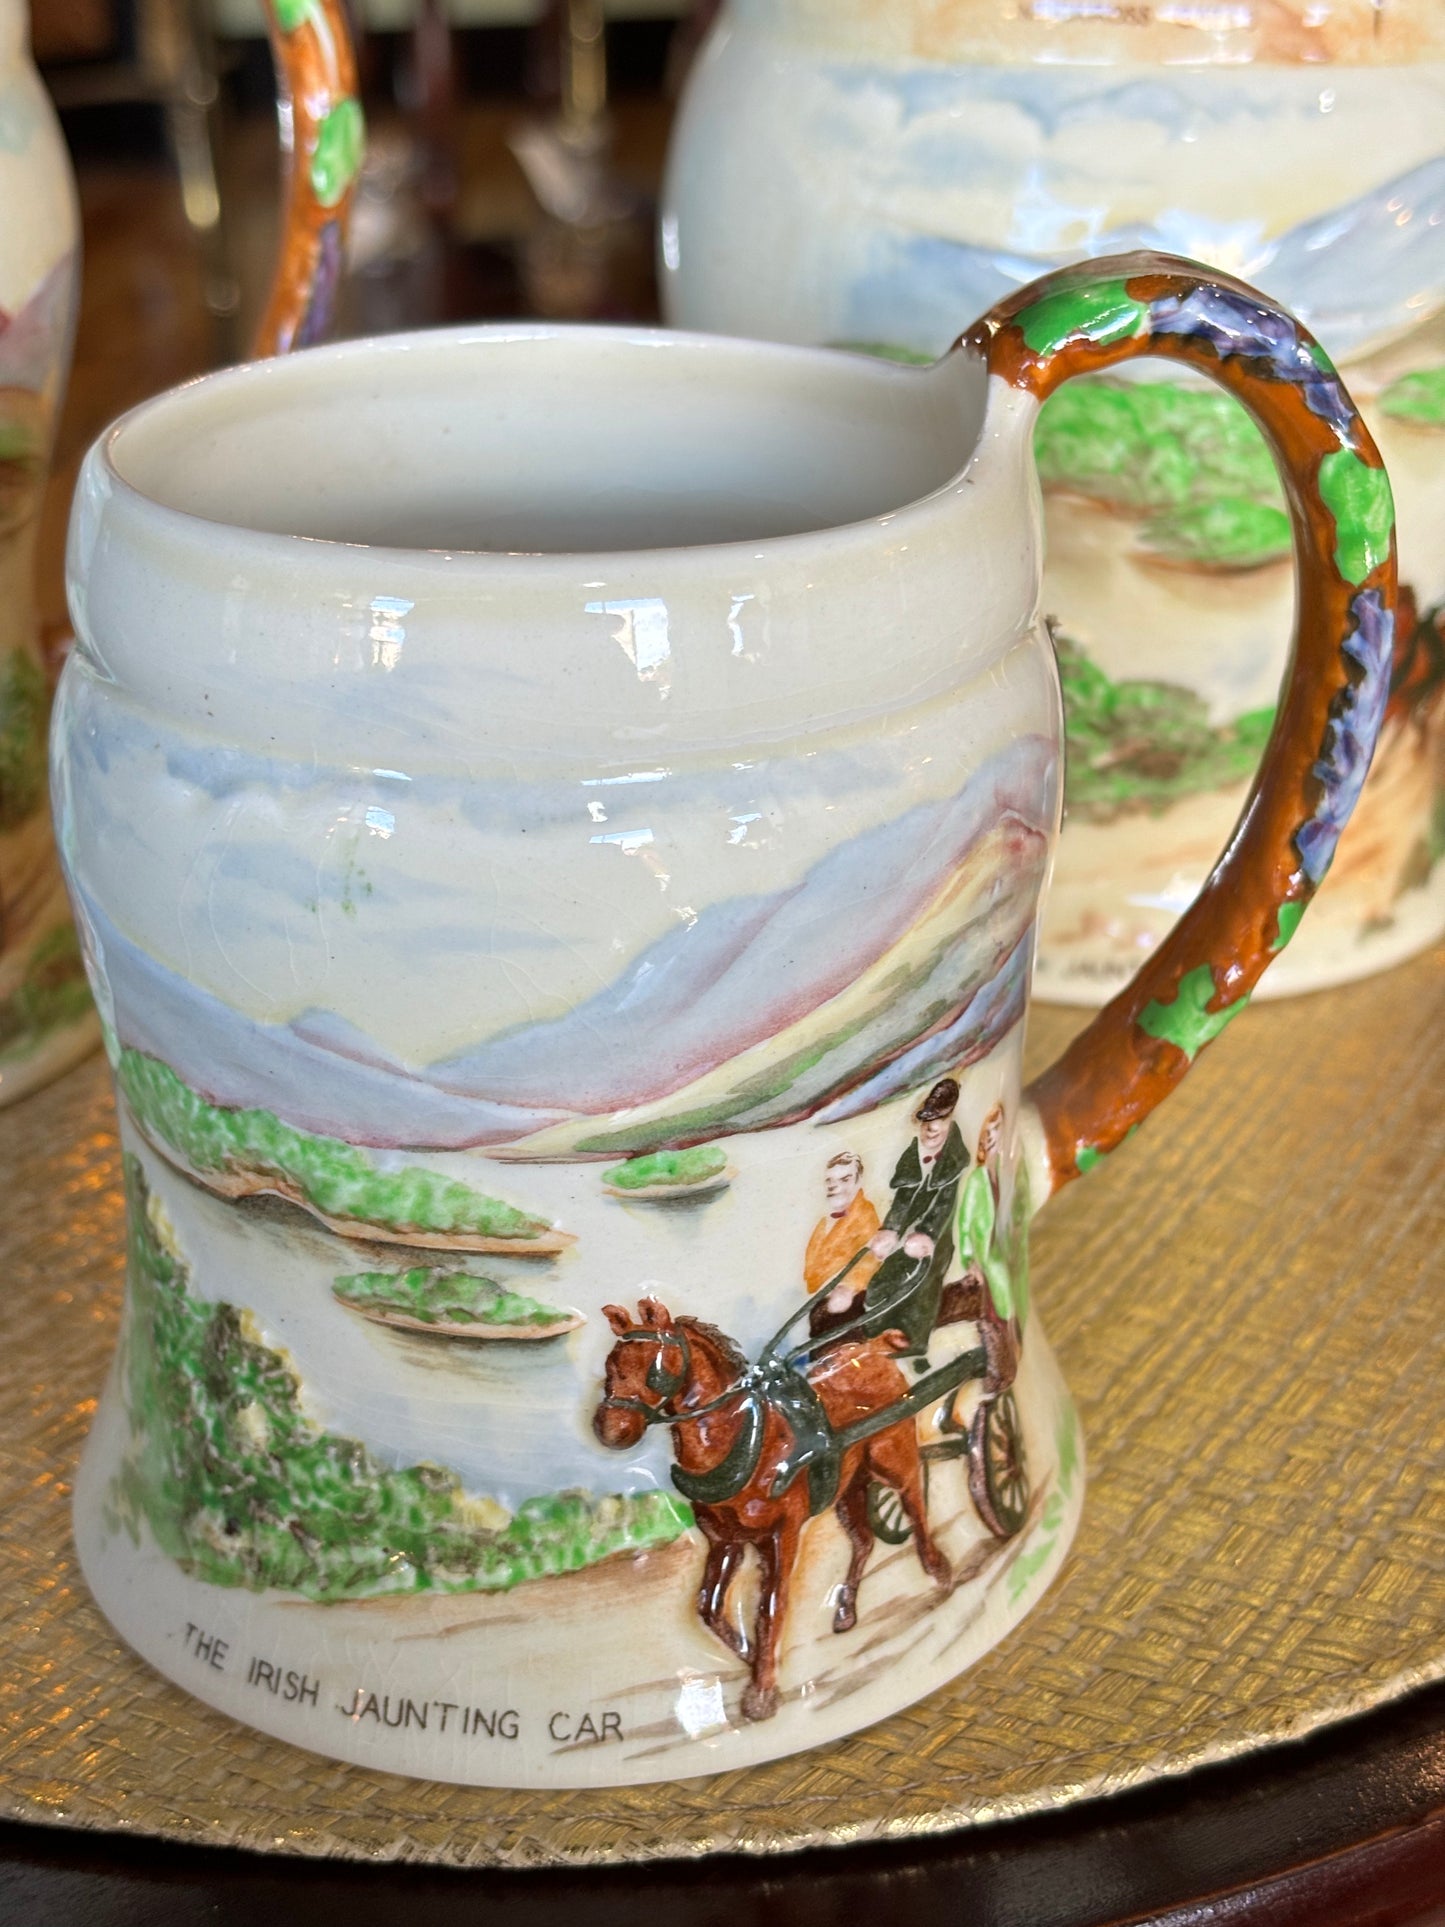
[963,253,1398,1203]
[253,0,365,358]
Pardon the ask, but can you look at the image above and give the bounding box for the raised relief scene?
[709,18,1445,991]
[1029,363,1445,989]
[72,721,1081,1781]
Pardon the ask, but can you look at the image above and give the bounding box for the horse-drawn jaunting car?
[593,1250,1030,1722]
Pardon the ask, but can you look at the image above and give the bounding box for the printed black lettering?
[284,1670,320,1707]
[378,1695,426,1730]
[183,1623,228,1672]
[547,1709,620,1745]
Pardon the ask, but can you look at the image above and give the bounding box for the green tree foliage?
[0,923,91,1060]
[332,1268,572,1331]
[0,648,49,831]
[1034,377,1291,569]
[117,1048,555,1242]
[1056,634,1274,822]
[114,1158,690,1600]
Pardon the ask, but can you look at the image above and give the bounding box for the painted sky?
[82,735,1054,1153]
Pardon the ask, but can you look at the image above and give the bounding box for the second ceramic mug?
[56,253,1393,1786]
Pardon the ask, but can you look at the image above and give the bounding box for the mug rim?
[92,318,1000,570]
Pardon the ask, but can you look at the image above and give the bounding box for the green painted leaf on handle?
[1318,449,1395,586]
[310,97,365,209]
[1138,963,1249,1063]
[1016,282,1147,358]
[1271,900,1306,952]
[271,0,313,31]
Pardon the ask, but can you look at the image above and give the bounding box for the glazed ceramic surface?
[0,0,362,1109]
[56,263,1392,1785]
[0,0,95,1100]
[662,0,1445,1001]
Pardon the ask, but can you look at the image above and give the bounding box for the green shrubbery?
[1380,365,1445,427]
[0,649,49,831]
[114,1159,690,1600]
[332,1267,572,1330]
[116,1048,553,1241]
[1034,377,1292,570]
[603,1147,728,1191]
[1056,635,1275,822]
[0,924,91,1061]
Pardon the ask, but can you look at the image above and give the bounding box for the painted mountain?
[822,60,1445,362]
[88,738,1053,1161]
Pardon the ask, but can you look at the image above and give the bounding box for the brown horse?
[594,1297,950,1722]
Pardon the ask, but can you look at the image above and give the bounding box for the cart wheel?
[968,1389,1029,1538]
[866,1462,929,1546]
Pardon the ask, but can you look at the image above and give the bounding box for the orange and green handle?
[255,0,364,358]
[975,254,1397,1199]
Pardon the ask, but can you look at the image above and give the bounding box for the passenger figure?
[951,1100,1023,1402]
[955,1103,1014,1322]
[804,1151,881,1335]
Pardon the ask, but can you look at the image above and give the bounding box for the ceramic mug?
[57,253,1393,1787]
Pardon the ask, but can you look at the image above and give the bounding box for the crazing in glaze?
[62,259,1391,1786]
[663,0,1445,997]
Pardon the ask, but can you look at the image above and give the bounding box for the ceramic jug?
[0,0,90,1100]
[662,0,1445,1002]
[58,256,1393,1785]
[0,0,362,1108]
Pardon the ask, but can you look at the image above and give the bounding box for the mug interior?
[106,325,987,555]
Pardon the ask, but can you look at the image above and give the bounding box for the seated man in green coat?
[862,1077,970,1361]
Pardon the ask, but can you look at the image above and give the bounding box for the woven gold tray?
[1,954,1442,1868]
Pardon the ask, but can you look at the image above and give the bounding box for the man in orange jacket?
[804,1150,881,1331]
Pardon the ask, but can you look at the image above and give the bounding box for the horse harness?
[600,1320,985,1517]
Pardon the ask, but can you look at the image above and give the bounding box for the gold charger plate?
[0,954,1442,1868]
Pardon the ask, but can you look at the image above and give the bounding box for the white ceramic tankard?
[56,254,1394,1785]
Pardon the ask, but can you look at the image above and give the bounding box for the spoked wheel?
[866,1461,929,1545]
[968,1389,1029,1538]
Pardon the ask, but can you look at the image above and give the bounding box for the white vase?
[0,0,96,1098]
[662,0,1445,1000]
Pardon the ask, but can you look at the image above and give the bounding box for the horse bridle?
[598,1325,696,1424]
